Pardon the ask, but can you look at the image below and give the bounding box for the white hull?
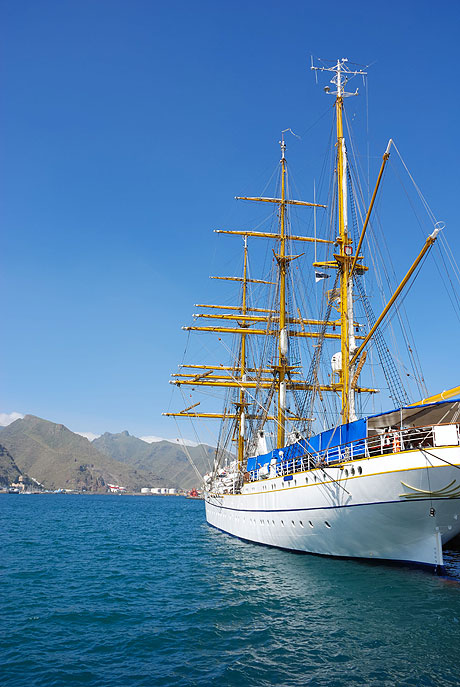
[205,448,460,568]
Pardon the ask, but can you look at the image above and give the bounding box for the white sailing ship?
[165,57,460,570]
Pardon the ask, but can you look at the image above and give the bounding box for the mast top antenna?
[279,128,300,161]
[310,57,367,98]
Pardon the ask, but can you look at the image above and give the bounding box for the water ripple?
[1,494,460,686]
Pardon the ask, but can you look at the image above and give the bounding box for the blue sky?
[2,0,459,441]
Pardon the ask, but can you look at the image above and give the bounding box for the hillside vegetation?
[0,416,166,492]
[0,416,214,491]
[0,444,23,486]
[93,431,215,491]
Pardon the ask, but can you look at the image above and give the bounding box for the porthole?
[344,469,349,478]
[291,520,295,527]
[325,521,331,528]
[294,480,297,486]
[305,477,308,484]
[281,520,285,527]
[314,475,317,482]
[358,466,362,475]
[351,467,355,476]
[299,521,304,528]
[272,520,275,525]
[309,521,314,528]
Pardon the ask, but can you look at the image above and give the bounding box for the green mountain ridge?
[92,431,215,491]
[0,415,167,492]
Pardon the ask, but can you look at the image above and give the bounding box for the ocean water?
[1,495,460,687]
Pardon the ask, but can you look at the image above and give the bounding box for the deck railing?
[247,423,459,483]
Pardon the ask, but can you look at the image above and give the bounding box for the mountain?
[0,443,23,486]
[0,415,166,492]
[93,431,215,490]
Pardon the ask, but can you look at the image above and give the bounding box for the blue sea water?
[1,495,460,687]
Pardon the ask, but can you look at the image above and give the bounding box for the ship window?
[294,480,297,486]
[291,520,295,527]
[281,520,285,527]
[314,475,317,482]
[299,521,304,528]
[272,520,275,525]
[351,467,355,476]
[309,521,314,528]
[358,466,362,475]
[305,477,308,484]
[344,469,349,478]
[325,521,331,528]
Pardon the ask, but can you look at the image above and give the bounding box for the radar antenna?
[310,57,367,98]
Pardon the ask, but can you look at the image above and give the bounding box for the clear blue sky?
[2,0,459,440]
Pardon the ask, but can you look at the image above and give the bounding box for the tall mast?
[237,235,248,468]
[312,57,367,424]
[277,136,288,446]
[335,61,354,423]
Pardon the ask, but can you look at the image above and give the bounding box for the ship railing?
[247,423,458,482]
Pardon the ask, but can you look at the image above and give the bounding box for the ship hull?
[205,448,460,568]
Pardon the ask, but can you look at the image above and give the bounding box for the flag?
[315,271,330,283]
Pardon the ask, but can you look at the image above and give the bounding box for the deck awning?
[367,399,460,434]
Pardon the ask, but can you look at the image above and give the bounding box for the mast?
[335,60,355,423]
[237,235,248,469]
[311,57,367,424]
[277,136,288,446]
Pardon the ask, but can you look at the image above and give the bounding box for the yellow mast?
[237,236,248,469]
[311,57,367,424]
[335,75,352,424]
[277,136,288,446]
